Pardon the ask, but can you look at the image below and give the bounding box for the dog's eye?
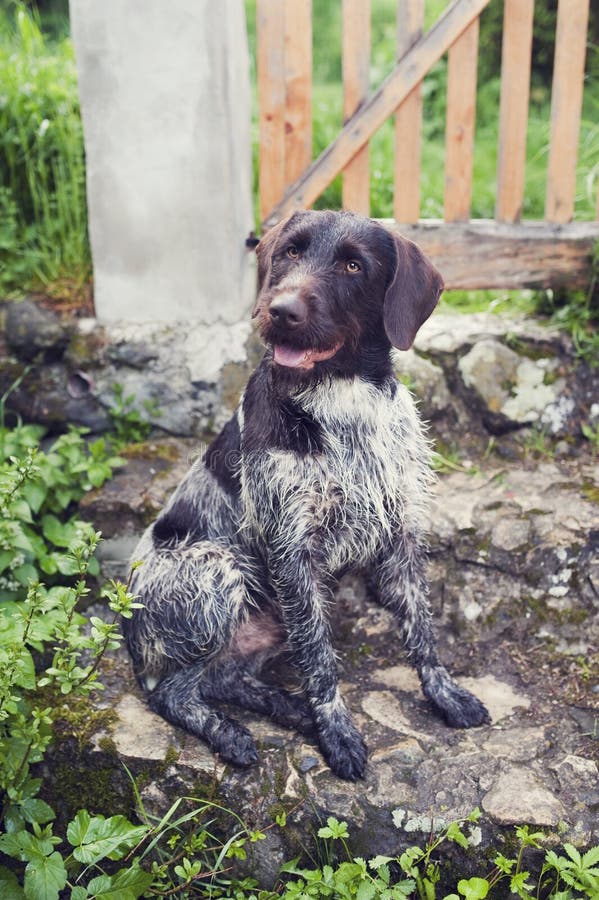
[286,245,300,260]
[345,260,361,273]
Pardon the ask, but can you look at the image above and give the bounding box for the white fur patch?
[241,375,433,572]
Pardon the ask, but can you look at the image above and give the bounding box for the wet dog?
[124,210,490,780]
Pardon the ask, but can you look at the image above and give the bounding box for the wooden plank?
[263,0,491,228]
[394,0,424,223]
[379,219,599,290]
[444,17,479,222]
[284,0,312,187]
[495,0,534,223]
[257,0,286,222]
[342,0,371,215]
[545,0,590,223]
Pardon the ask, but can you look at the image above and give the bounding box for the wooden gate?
[256,0,598,290]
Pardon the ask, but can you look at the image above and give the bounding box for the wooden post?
[342,0,371,215]
[394,0,424,223]
[284,0,312,187]
[257,0,286,222]
[444,17,479,223]
[545,0,590,223]
[495,0,534,223]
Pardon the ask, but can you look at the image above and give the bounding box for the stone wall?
[1,298,597,446]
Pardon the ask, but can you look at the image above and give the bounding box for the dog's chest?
[244,378,432,570]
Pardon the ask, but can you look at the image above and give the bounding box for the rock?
[458,339,567,432]
[106,694,184,761]
[457,675,531,722]
[5,298,69,361]
[482,768,565,826]
[392,349,452,415]
[415,310,564,356]
[9,362,110,431]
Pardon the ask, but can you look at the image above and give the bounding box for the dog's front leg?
[269,542,368,780]
[374,534,490,728]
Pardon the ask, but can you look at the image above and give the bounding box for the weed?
[279,813,599,900]
[519,427,556,461]
[432,444,480,476]
[581,421,599,453]
[108,383,161,448]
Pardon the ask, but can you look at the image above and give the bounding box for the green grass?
[0,2,90,302]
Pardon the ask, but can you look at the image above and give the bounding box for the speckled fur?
[124,210,490,780]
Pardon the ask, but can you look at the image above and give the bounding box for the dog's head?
[253,210,443,373]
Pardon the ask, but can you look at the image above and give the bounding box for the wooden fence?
[256,0,598,290]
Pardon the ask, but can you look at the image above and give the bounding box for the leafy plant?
[0,422,274,898]
[0,423,124,603]
[107,383,160,449]
[0,513,146,897]
[276,813,599,900]
[581,421,599,453]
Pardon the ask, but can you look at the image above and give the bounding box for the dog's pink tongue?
[273,345,308,368]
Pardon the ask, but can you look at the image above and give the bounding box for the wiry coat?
[124,210,489,780]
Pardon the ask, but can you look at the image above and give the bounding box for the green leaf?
[85,864,154,899]
[41,515,73,548]
[356,881,376,900]
[9,499,33,524]
[39,555,58,575]
[87,463,109,488]
[369,855,394,870]
[493,853,515,874]
[0,865,25,899]
[22,480,47,514]
[70,888,88,900]
[446,821,470,849]
[23,850,67,900]
[457,877,490,899]
[317,817,349,840]
[13,564,39,587]
[0,549,15,575]
[20,798,55,826]
[53,553,81,576]
[13,650,36,689]
[509,871,534,898]
[582,846,599,868]
[0,831,32,860]
[67,812,149,865]
[3,804,26,834]
[563,844,582,867]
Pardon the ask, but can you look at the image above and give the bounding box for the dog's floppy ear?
[383,231,443,350]
[255,215,296,292]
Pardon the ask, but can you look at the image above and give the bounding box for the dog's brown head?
[253,210,443,374]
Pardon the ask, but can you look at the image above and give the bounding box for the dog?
[124,209,490,781]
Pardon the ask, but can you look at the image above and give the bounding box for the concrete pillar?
[70,0,254,324]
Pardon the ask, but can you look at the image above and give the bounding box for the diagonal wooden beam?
[262,0,491,229]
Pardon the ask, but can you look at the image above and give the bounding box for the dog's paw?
[318,722,368,781]
[209,719,259,767]
[438,686,490,728]
[422,668,491,729]
[269,693,316,736]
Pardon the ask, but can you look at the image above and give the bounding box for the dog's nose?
[269,293,307,328]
